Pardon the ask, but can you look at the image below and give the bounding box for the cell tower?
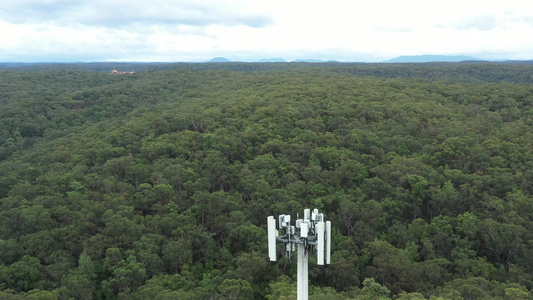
[267,208,331,300]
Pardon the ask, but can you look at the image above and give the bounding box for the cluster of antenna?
[267,208,331,265]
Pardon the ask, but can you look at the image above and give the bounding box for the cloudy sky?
[1,0,532,62]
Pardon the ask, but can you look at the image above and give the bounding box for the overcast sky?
[1,0,532,62]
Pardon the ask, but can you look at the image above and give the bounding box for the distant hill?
[292,59,324,63]
[258,58,286,63]
[0,62,64,68]
[384,55,481,63]
[500,60,533,65]
[208,57,232,63]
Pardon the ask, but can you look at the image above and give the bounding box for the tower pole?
[297,243,308,300]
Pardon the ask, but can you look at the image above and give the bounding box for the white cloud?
[453,15,499,31]
[0,0,272,27]
[0,0,532,61]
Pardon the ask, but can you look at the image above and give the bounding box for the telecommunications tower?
[267,208,331,300]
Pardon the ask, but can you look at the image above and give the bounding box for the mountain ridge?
[383,55,482,63]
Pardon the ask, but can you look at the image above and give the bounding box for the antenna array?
[267,208,331,300]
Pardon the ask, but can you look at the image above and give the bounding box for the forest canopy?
[1,62,533,299]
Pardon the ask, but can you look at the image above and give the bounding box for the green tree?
[102,254,148,297]
[359,277,391,300]
[266,275,296,300]
[7,255,44,292]
[504,287,529,300]
[218,278,254,300]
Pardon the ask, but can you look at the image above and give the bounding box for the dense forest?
[1,62,533,299]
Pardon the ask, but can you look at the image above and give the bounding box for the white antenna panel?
[279,214,291,228]
[326,221,331,264]
[286,243,294,252]
[301,222,308,238]
[316,221,325,265]
[304,209,310,221]
[318,213,324,222]
[268,216,277,261]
